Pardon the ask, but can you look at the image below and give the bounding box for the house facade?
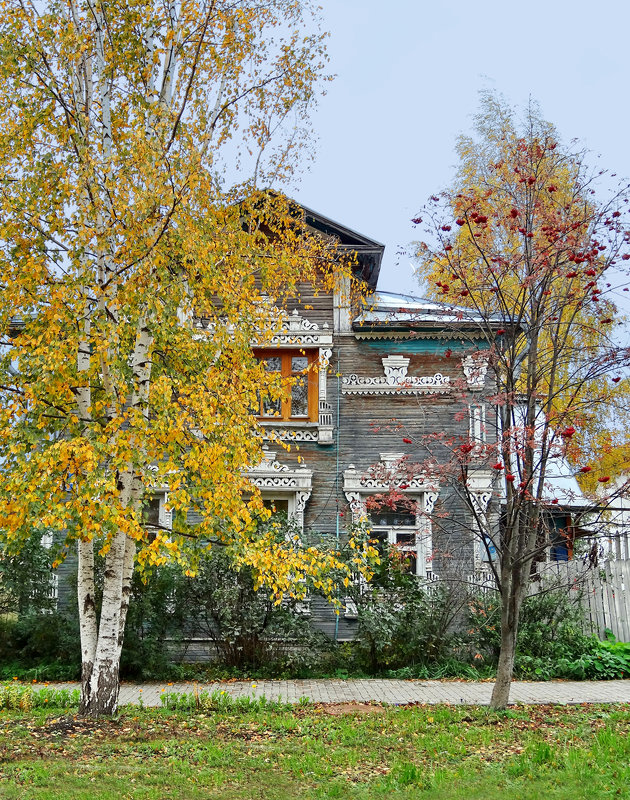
[26,202,607,649]
[39,203,603,644]
[236,206,501,637]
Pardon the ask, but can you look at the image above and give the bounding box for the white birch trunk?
[80,308,154,715]
[82,537,129,714]
[77,537,97,699]
[74,2,164,716]
[81,468,133,716]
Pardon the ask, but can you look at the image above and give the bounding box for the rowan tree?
[0,0,375,716]
[414,93,630,708]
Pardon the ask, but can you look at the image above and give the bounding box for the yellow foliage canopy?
[0,0,369,600]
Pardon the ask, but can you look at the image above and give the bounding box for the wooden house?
[237,205,503,637]
[36,203,597,645]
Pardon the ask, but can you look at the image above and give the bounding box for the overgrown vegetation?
[168,546,331,675]
[0,534,57,617]
[0,614,81,682]
[2,535,626,682]
[0,536,331,682]
[341,548,475,676]
[467,590,630,680]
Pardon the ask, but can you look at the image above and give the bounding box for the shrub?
[171,547,329,675]
[0,612,81,680]
[0,534,57,616]
[554,631,630,680]
[119,566,187,680]
[466,588,599,678]
[347,550,468,674]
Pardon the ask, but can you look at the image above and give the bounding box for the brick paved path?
[37,679,630,707]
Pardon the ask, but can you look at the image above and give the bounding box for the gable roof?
[299,203,385,290]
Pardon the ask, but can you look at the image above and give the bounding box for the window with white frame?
[368,502,433,578]
[142,493,172,539]
[343,462,438,580]
[39,531,58,607]
[261,495,291,518]
[261,492,310,614]
[469,403,487,447]
[479,533,498,563]
[248,453,312,531]
[249,310,334,445]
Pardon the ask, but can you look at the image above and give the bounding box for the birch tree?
[0,0,372,716]
[415,94,630,708]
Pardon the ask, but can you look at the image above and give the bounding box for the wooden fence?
[464,561,630,642]
[546,560,630,643]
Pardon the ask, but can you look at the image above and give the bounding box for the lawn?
[1,703,629,799]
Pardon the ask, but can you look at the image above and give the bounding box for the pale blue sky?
[291,0,630,299]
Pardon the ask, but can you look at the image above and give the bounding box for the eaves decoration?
[342,353,489,395]
[342,355,451,396]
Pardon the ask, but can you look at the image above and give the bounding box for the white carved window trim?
[369,507,434,580]
[144,491,173,534]
[461,351,490,391]
[196,309,334,443]
[342,354,451,396]
[248,451,313,530]
[343,461,439,579]
[252,452,313,615]
[39,531,58,608]
[253,311,334,445]
[467,472,494,570]
[469,403,487,454]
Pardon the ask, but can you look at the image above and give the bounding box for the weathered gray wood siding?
[277,329,496,581]
[281,282,334,329]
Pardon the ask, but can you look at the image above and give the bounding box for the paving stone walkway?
[37,679,630,707]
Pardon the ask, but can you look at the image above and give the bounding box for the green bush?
[346,550,468,674]
[553,631,630,680]
[0,523,328,681]
[8,612,81,664]
[466,588,598,677]
[0,661,80,682]
[0,613,81,680]
[0,534,57,617]
[119,566,187,680]
[170,547,330,676]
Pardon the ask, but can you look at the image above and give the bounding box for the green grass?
[1,704,629,799]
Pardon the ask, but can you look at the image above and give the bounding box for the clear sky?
[290,0,630,300]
